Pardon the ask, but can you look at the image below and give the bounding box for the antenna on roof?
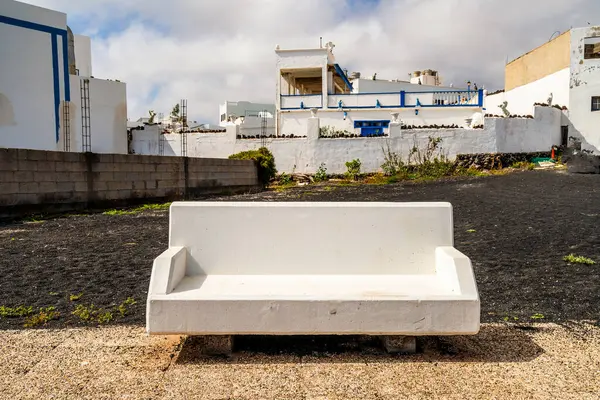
[320,37,323,48]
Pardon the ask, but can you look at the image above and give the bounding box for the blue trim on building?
[0,15,66,35]
[333,64,353,91]
[0,15,69,143]
[60,32,71,102]
[400,91,406,107]
[51,33,61,143]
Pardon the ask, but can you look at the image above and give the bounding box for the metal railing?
[280,89,483,110]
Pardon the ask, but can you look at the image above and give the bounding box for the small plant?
[73,304,112,323]
[530,313,545,320]
[69,293,83,302]
[49,292,60,296]
[467,229,477,233]
[345,159,362,181]
[97,311,114,324]
[563,254,596,265]
[381,143,408,177]
[0,305,34,318]
[117,297,137,317]
[503,316,519,322]
[103,202,171,216]
[23,307,60,328]
[229,147,277,185]
[314,163,328,182]
[279,172,293,186]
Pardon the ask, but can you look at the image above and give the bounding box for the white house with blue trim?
[275,42,484,137]
[0,0,128,154]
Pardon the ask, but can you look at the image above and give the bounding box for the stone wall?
[0,148,259,217]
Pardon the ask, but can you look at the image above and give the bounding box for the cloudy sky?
[22,0,600,124]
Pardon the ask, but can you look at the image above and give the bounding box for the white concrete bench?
[147,202,479,349]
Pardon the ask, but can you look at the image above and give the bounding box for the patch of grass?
[103,202,172,216]
[467,229,477,233]
[563,254,596,265]
[72,304,112,324]
[503,316,519,322]
[117,297,137,317]
[322,186,336,192]
[0,305,34,318]
[530,313,545,320]
[23,215,45,224]
[23,307,60,328]
[511,161,536,170]
[69,293,83,302]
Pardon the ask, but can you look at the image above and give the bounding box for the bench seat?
[146,202,480,336]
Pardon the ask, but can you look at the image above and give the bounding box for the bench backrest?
[170,202,453,275]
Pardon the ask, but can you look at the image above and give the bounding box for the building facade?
[275,43,484,138]
[0,0,128,154]
[486,26,600,152]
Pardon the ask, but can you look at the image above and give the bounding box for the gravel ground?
[0,170,599,329]
[1,323,599,399]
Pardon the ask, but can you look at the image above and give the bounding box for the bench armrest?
[148,247,187,295]
[435,246,479,299]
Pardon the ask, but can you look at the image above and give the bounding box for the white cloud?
[20,0,600,123]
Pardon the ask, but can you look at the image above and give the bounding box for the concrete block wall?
[0,148,259,215]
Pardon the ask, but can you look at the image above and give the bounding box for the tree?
[148,110,156,124]
[171,104,180,121]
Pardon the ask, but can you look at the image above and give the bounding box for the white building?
[486,26,600,152]
[0,0,128,154]
[219,101,275,127]
[275,42,483,138]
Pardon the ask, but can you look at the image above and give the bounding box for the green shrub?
[279,172,292,185]
[345,159,362,181]
[229,147,276,185]
[23,307,60,328]
[314,163,328,182]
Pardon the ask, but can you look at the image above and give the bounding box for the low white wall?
[131,107,561,174]
[485,68,570,116]
[492,106,561,153]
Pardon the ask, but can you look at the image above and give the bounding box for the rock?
[568,154,600,174]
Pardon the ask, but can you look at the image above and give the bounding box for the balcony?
[280,95,323,110]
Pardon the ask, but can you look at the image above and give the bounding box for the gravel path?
[1,323,599,399]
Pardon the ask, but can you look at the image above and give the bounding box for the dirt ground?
[1,170,599,398]
[0,170,598,329]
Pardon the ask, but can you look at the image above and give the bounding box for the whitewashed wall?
[485,68,570,116]
[132,107,562,174]
[569,27,600,153]
[0,0,68,151]
[68,76,128,154]
[74,34,92,77]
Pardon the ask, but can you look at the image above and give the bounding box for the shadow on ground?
[175,324,544,365]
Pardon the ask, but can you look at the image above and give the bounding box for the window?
[220,113,226,122]
[592,97,600,112]
[584,37,600,59]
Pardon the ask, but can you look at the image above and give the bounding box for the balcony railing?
[280,90,483,110]
[280,94,323,110]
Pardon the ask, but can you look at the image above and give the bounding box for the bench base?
[187,335,417,356]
